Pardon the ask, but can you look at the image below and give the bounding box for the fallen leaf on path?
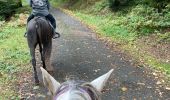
[76,48,80,50]
[147,86,152,88]
[152,72,157,76]
[25,93,35,96]
[165,87,170,90]
[33,86,39,90]
[94,69,101,73]
[96,60,101,63]
[137,82,145,85]
[37,93,46,98]
[166,60,169,62]
[161,79,165,83]
[94,70,98,73]
[121,87,128,92]
[156,81,162,85]
[107,55,111,58]
[102,88,111,93]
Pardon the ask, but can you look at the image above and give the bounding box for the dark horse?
[26,16,54,84]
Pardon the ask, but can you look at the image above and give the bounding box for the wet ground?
[20,8,170,100]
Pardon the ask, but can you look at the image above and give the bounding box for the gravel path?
[19,8,170,100]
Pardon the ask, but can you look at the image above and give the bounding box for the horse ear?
[90,69,113,92]
[40,67,61,95]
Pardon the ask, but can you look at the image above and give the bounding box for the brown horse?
[26,16,53,84]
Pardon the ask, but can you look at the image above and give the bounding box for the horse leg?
[42,45,46,70]
[30,47,39,84]
[44,41,53,74]
[39,43,46,70]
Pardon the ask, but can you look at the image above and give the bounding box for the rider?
[26,0,59,38]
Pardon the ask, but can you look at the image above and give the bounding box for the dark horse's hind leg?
[39,44,46,70]
[30,47,39,84]
[43,41,53,74]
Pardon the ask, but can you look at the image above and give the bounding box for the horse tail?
[35,17,53,70]
[35,19,42,46]
[35,17,52,45]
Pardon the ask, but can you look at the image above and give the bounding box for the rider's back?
[30,0,50,16]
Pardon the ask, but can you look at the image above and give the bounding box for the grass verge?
[0,25,30,99]
[0,1,31,99]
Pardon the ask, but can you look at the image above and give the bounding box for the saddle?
[34,16,52,28]
[25,15,60,39]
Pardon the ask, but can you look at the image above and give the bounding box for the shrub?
[0,0,22,20]
[142,0,170,13]
[108,0,131,10]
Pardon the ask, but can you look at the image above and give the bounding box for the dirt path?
[19,8,170,100]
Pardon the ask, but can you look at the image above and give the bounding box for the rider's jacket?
[30,0,50,16]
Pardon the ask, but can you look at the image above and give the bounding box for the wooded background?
[0,0,22,20]
[1,0,170,19]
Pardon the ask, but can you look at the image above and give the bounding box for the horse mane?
[55,80,101,100]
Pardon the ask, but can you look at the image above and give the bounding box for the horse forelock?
[54,80,100,100]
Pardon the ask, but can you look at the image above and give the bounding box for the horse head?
[40,67,113,100]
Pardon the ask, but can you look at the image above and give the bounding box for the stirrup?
[53,32,60,39]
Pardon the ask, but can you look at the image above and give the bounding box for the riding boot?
[52,28,60,39]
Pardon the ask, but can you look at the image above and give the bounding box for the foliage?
[142,0,170,12]
[108,0,130,9]
[0,22,30,99]
[73,4,169,40]
[107,0,170,12]
[0,16,5,21]
[53,0,170,40]
[127,4,170,36]
[158,32,170,42]
[53,2,170,45]
[0,1,30,98]
[0,0,22,20]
